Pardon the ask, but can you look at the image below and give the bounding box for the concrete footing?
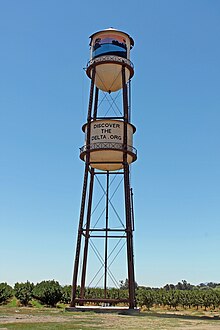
[65,306,140,315]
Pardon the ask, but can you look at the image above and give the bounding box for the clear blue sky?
[0,0,220,288]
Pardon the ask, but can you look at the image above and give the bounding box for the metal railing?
[87,55,134,69]
[80,142,137,156]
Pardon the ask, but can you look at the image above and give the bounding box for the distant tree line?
[0,280,128,307]
[161,280,220,291]
[1,279,220,310]
[136,287,220,311]
[0,280,68,307]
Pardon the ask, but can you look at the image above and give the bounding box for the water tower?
[70,28,137,309]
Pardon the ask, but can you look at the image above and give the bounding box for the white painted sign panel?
[88,120,133,146]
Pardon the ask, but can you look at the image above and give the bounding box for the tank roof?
[89,28,134,47]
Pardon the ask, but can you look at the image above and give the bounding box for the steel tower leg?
[70,162,89,307]
[70,69,96,307]
[79,85,99,303]
[124,163,136,309]
[104,171,110,298]
[122,65,136,309]
[79,167,95,303]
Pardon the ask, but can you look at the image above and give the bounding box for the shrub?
[136,288,154,310]
[14,281,34,306]
[0,282,13,304]
[166,290,180,310]
[33,280,62,307]
[61,285,72,304]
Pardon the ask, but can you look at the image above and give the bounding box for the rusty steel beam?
[74,298,129,304]
[70,68,96,307]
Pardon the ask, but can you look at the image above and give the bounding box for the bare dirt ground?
[0,307,220,329]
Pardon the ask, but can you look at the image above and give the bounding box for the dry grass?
[0,305,220,329]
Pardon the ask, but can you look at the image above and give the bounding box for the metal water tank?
[86,28,134,93]
[80,119,137,171]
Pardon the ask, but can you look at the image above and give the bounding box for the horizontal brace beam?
[89,235,126,238]
[75,298,129,304]
[94,172,123,175]
[94,116,125,120]
[81,229,125,232]
[89,161,124,164]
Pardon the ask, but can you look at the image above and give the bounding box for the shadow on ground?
[138,311,220,322]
